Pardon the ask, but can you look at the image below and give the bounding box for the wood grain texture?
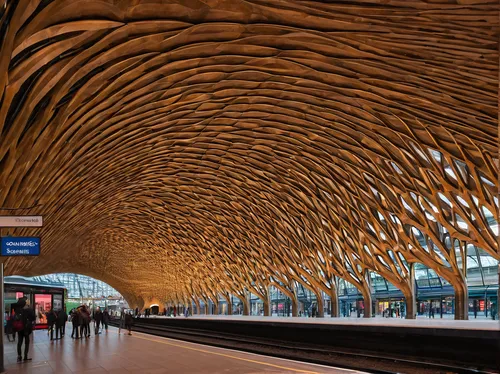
[0,0,498,317]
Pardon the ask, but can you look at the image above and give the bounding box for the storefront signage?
[1,237,40,256]
[0,216,43,227]
[479,300,485,311]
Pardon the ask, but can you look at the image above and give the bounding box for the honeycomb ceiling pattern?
[0,0,498,318]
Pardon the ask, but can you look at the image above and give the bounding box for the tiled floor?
[3,326,360,373]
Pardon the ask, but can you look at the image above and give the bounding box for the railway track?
[109,319,496,374]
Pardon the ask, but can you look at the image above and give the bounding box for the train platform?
[127,314,500,372]
[2,326,361,374]
[144,314,500,331]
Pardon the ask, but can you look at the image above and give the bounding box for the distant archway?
[150,304,160,315]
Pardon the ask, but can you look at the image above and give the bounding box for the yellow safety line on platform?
[112,329,321,373]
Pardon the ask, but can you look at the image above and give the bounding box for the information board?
[1,237,40,256]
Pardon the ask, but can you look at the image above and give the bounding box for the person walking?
[13,297,35,362]
[102,308,110,332]
[93,307,103,335]
[70,309,80,339]
[124,312,133,335]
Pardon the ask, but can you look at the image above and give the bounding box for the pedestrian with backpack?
[13,297,35,362]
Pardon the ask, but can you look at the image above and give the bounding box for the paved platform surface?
[3,326,362,373]
[148,314,500,330]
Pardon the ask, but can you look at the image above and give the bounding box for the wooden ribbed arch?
[0,0,498,319]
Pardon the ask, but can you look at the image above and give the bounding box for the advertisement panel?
[53,294,63,312]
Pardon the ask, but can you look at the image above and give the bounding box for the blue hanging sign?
[1,237,40,256]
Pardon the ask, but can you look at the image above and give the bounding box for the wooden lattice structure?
[0,0,498,319]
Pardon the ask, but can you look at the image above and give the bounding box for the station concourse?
[3,327,356,374]
[0,0,498,373]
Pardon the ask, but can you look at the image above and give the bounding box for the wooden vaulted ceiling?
[0,0,498,311]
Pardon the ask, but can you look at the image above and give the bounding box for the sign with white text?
[0,216,43,227]
[1,237,40,256]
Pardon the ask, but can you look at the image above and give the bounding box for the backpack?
[12,309,24,332]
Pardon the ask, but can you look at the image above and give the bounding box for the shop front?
[4,276,66,329]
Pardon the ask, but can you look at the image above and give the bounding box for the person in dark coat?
[62,307,68,336]
[93,307,103,335]
[14,297,35,362]
[124,312,133,335]
[55,308,66,339]
[70,309,80,339]
[79,306,91,338]
[102,309,110,332]
[47,309,57,340]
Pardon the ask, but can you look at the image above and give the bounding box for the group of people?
[46,307,68,340]
[69,306,110,339]
[3,297,118,363]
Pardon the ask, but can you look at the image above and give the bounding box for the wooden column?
[405,263,417,319]
[330,279,339,318]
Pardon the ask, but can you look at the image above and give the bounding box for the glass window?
[466,255,480,269]
[428,277,441,288]
[415,269,428,280]
[346,281,358,295]
[338,279,346,296]
[454,240,464,271]
[477,248,498,267]
[29,273,121,299]
[477,248,499,285]
[482,265,498,285]
[417,277,430,288]
[370,273,388,292]
[428,268,438,278]
[387,281,399,291]
[467,265,484,286]
[441,277,451,286]
[415,264,430,288]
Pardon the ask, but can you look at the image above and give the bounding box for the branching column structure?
[0,0,498,320]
